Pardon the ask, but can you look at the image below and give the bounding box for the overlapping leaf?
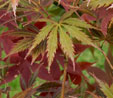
[31,40,46,64]
[62,18,94,28]
[63,25,93,45]
[94,77,113,98]
[89,0,113,9]
[100,83,113,98]
[9,31,36,37]
[9,38,33,55]
[60,10,74,21]
[9,11,95,72]
[27,23,54,56]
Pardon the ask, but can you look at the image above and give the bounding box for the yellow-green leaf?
[9,38,33,56]
[27,24,54,57]
[0,0,10,9]
[63,25,93,45]
[9,31,36,37]
[31,40,46,64]
[47,26,58,72]
[59,26,74,63]
[95,77,113,98]
[60,10,74,21]
[63,18,94,29]
[89,0,113,9]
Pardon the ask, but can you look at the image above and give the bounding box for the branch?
[60,57,68,98]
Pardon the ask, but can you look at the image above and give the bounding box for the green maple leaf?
[26,23,54,57]
[9,38,33,56]
[9,31,36,37]
[94,76,113,98]
[59,26,75,65]
[63,25,93,45]
[47,26,58,72]
[31,40,46,64]
[9,10,96,72]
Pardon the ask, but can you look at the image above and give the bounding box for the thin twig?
[92,44,113,70]
[61,57,68,98]
[0,12,35,27]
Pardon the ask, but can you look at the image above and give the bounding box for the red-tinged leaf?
[39,92,53,98]
[60,0,71,11]
[87,83,95,92]
[0,34,14,54]
[67,59,82,75]
[18,50,28,58]
[34,22,46,29]
[50,60,62,80]
[82,8,113,36]
[81,14,96,22]
[19,61,32,90]
[1,54,32,90]
[68,73,82,85]
[87,67,113,85]
[31,55,44,71]
[55,48,65,66]
[74,44,90,54]
[78,62,94,70]
[20,76,27,91]
[31,50,63,81]
[0,11,17,29]
[9,54,22,64]
[36,82,61,92]
[0,65,19,85]
[98,8,113,36]
[38,66,54,81]
[39,0,53,7]
[104,46,113,84]
[67,60,82,85]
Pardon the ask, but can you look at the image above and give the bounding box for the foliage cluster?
[0,0,113,98]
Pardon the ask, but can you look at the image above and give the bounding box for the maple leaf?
[9,30,36,37]
[89,0,113,9]
[59,26,75,68]
[47,26,58,72]
[7,30,36,56]
[9,11,95,72]
[63,25,93,45]
[9,38,33,56]
[100,83,113,98]
[26,23,55,57]
[93,75,113,98]
[31,40,46,64]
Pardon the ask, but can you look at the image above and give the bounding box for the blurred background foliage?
[0,25,109,97]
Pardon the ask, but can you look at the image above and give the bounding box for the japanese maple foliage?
[0,0,113,98]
